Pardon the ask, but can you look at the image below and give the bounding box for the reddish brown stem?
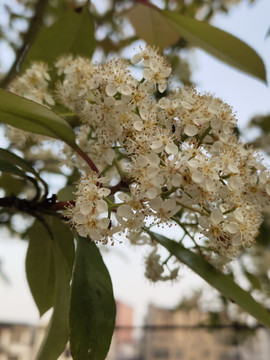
[72,145,100,174]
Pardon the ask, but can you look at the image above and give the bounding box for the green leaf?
[0,156,39,196]
[50,217,75,273]
[149,230,270,327]
[30,217,75,360]
[0,147,45,185]
[69,236,116,360]
[249,114,270,133]
[26,217,75,317]
[0,172,25,196]
[36,247,71,360]
[0,158,28,178]
[162,9,266,82]
[26,221,56,317]
[22,7,95,73]
[126,4,180,50]
[57,185,76,201]
[0,148,48,195]
[0,89,76,146]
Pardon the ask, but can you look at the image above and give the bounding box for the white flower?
[10,46,268,262]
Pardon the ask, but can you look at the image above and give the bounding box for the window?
[11,329,22,343]
[8,356,19,360]
[175,349,183,358]
[152,348,169,359]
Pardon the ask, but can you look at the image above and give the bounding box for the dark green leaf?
[32,217,75,360]
[50,217,75,273]
[22,7,95,73]
[26,220,56,317]
[36,246,71,360]
[162,10,266,82]
[0,148,46,192]
[0,172,25,196]
[149,230,270,327]
[26,216,74,317]
[69,236,116,360]
[57,185,76,201]
[0,90,76,146]
[0,157,39,196]
[0,158,27,178]
[0,148,38,176]
[249,114,270,133]
[256,221,270,247]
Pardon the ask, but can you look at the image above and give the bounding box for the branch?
[0,195,74,215]
[0,0,49,88]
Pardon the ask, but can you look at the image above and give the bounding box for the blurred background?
[1,0,270,359]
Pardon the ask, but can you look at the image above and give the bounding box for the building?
[141,303,270,360]
[0,300,137,360]
[107,300,138,360]
[2,302,270,360]
[0,321,36,360]
[0,321,70,360]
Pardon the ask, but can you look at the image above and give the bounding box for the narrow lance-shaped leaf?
[36,246,72,360]
[21,6,95,75]
[0,148,48,196]
[0,156,40,193]
[26,221,56,317]
[0,158,29,179]
[0,148,45,185]
[69,236,116,360]
[162,9,266,82]
[249,114,270,133]
[149,230,270,327]
[0,154,39,196]
[126,4,180,50]
[30,217,75,360]
[0,89,76,146]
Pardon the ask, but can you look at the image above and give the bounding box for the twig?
[0,194,74,214]
[72,145,100,174]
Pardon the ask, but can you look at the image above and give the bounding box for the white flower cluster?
[144,247,179,282]
[65,174,115,244]
[7,46,270,272]
[7,62,54,146]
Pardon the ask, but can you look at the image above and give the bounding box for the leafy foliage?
[149,230,270,328]
[31,217,75,360]
[21,6,95,77]
[126,4,180,50]
[163,9,266,82]
[0,90,76,146]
